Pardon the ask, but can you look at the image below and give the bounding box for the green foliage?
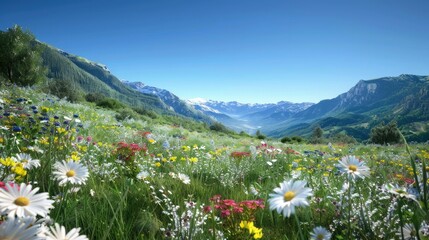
[309,125,324,144]
[281,135,305,144]
[330,132,357,144]
[0,25,45,86]
[370,121,403,144]
[210,122,229,132]
[96,98,125,110]
[115,108,140,121]
[85,92,106,103]
[47,78,83,102]
[3,85,429,239]
[255,129,266,139]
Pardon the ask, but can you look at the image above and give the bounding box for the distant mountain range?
[187,98,313,133]
[40,43,429,142]
[190,74,429,141]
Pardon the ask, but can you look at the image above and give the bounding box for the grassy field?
[1,85,428,239]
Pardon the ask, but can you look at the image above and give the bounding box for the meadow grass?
[1,85,429,239]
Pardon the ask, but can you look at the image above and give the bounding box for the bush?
[281,136,291,143]
[210,122,229,132]
[281,136,305,144]
[85,92,106,103]
[96,98,124,110]
[370,121,402,145]
[115,108,140,121]
[331,132,357,144]
[47,79,83,103]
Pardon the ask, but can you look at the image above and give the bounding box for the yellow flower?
[252,227,263,239]
[39,137,49,145]
[0,157,16,167]
[57,127,67,134]
[155,162,161,167]
[148,139,156,144]
[182,146,191,152]
[70,152,81,161]
[240,221,254,229]
[12,163,27,176]
[189,157,198,163]
[169,156,177,162]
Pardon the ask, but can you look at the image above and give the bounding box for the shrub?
[96,98,124,109]
[370,121,402,145]
[85,92,106,103]
[47,78,83,102]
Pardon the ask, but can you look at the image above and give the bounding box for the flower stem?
[294,213,305,240]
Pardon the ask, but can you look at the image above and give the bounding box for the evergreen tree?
[309,125,324,143]
[0,25,45,86]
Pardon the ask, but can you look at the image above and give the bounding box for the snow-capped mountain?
[187,98,314,133]
[123,81,209,121]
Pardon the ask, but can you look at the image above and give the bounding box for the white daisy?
[53,160,89,185]
[384,183,418,202]
[12,153,40,170]
[137,170,150,180]
[0,183,54,218]
[268,179,313,218]
[336,155,370,180]
[45,223,88,240]
[310,226,332,240]
[177,173,191,184]
[0,216,44,240]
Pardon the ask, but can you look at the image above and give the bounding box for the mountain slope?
[41,44,212,122]
[123,82,210,122]
[267,74,429,141]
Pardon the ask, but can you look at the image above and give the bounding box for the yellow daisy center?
[14,196,30,206]
[317,234,325,240]
[66,170,76,177]
[284,191,295,201]
[348,165,357,172]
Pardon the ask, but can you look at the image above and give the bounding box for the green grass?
[1,85,429,239]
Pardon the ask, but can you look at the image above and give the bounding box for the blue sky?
[2,0,428,103]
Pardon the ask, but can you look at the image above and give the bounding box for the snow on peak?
[188,98,208,104]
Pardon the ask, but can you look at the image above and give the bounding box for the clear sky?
[1,0,428,104]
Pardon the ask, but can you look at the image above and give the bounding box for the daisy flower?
[310,226,332,240]
[268,179,313,218]
[53,160,89,185]
[177,173,191,184]
[46,223,88,240]
[0,183,54,218]
[0,216,44,240]
[383,183,418,202]
[12,153,40,170]
[336,155,370,180]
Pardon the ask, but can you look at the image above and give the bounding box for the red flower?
[230,151,251,159]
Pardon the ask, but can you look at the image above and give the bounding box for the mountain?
[123,81,208,121]
[41,44,211,122]
[266,74,429,141]
[187,98,313,133]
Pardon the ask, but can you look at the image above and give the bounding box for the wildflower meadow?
[1,85,429,239]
